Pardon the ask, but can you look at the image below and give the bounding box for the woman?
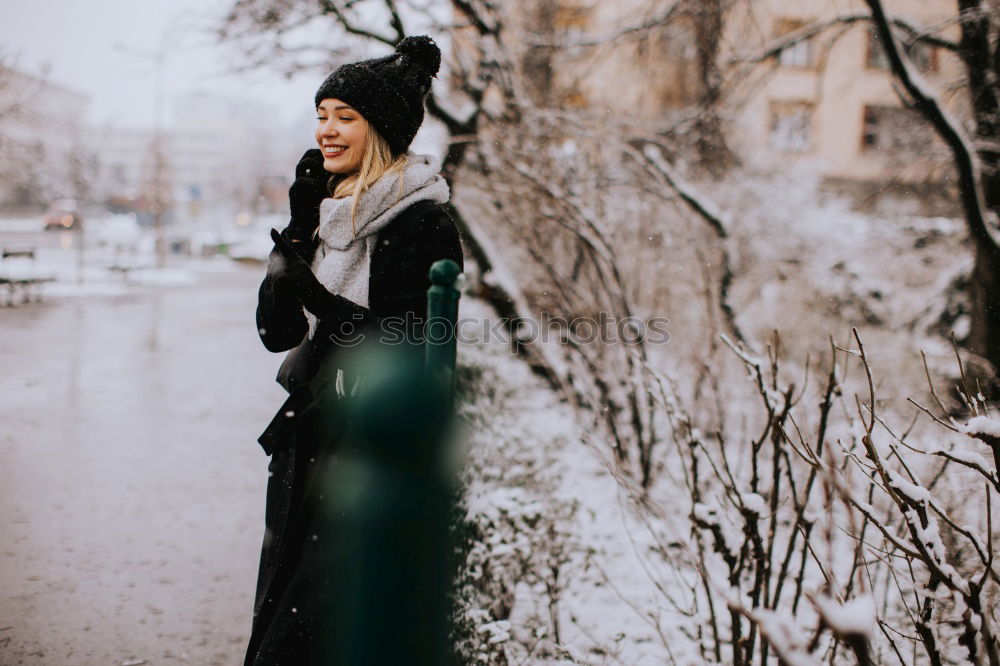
[246,35,464,665]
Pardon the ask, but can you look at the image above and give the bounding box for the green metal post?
[424,259,463,404]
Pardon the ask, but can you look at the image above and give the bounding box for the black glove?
[272,225,313,265]
[295,148,326,179]
[287,148,329,242]
[270,227,336,316]
[265,229,303,283]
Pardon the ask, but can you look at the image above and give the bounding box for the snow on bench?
[0,247,56,305]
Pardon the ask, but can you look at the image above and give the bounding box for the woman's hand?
[287,148,329,241]
[295,148,326,179]
[270,228,335,316]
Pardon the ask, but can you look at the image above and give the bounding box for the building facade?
[87,92,296,224]
[729,0,958,186]
[0,64,91,210]
[502,0,961,191]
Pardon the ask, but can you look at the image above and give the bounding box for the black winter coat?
[246,198,464,666]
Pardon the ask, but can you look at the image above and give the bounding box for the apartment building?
[730,0,959,187]
[0,64,90,209]
[501,0,961,195]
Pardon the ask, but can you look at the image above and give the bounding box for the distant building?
[88,92,297,224]
[168,92,292,221]
[86,124,159,210]
[0,64,91,210]
[729,0,957,193]
[496,0,960,205]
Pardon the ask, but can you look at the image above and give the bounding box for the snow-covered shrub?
[450,353,579,665]
[644,330,999,665]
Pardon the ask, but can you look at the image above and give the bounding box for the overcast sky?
[2,0,320,129]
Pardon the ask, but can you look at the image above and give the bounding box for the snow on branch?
[728,602,822,666]
[720,333,762,369]
[661,326,1000,664]
[959,415,1000,443]
[692,502,740,569]
[630,141,729,239]
[811,594,876,657]
[930,446,999,489]
[886,468,931,505]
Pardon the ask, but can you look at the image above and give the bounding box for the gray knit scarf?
[304,151,450,342]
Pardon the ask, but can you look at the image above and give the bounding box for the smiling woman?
[246,35,464,666]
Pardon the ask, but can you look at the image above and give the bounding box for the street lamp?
[114,38,171,269]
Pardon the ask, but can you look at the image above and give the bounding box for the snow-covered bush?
[643,330,999,665]
[450,353,579,665]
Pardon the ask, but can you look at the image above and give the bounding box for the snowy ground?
[454,299,679,665]
[0,260,284,665]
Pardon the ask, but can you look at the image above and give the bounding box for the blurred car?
[43,199,82,231]
[227,214,286,264]
[92,213,142,253]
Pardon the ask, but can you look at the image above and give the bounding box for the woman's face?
[315,98,368,174]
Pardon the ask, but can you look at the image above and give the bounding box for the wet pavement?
[0,260,287,665]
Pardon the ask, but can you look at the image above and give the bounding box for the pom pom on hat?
[395,35,441,76]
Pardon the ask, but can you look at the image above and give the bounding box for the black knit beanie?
[314,35,442,156]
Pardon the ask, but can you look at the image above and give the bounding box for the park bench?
[0,247,56,306]
[106,260,158,283]
[107,264,135,280]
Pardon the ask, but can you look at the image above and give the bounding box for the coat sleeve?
[310,206,465,347]
[256,245,310,353]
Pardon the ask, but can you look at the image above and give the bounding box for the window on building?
[769,101,814,152]
[866,28,937,73]
[653,20,700,107]
[553,4,591,32]
[775,18,813,68]
[860,104,930,157]
[562,91,587,109]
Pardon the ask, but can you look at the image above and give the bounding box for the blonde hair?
[312,121,408,241]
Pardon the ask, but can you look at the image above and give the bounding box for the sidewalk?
[0,264,282,665]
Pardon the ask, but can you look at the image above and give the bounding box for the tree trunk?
[690,0,735,174]
[955,0,1000,370]
[968,245,1000,366]
[956,0,1000,213]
